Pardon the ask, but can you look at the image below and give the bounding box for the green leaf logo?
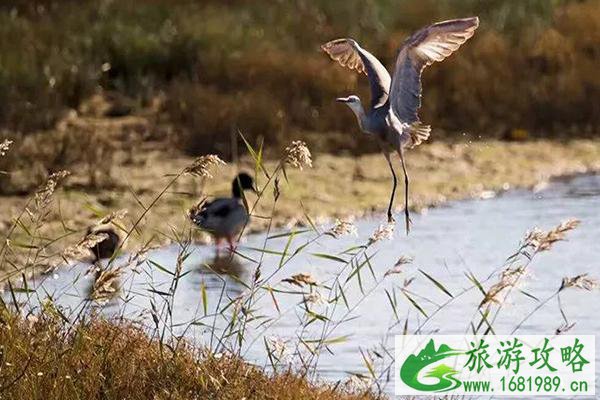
[400,339,464,392]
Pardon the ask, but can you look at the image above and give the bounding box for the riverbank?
[0,312,376,400]
[2,139,600,254]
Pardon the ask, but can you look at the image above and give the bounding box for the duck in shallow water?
[87,225,121,263]
[189,172,256,253]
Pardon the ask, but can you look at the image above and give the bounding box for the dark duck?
[87,225,121,263]
[189,172,256,253]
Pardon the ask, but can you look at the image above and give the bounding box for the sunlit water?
[11,174,600,398]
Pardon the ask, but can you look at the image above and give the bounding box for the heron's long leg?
[381,150,397,223]
[397,146,412,234]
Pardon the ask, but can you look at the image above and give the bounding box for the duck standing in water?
[189,172,256,254]
[87,225,121,263]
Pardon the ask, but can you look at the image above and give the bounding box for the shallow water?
[13,174,600,398]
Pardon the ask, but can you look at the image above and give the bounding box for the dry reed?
[329,219,358,238]
[183,155,226,178]
[0,139,12,156]
[284,140,313,170]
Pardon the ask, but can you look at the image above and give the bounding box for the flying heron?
[322,17,479,233]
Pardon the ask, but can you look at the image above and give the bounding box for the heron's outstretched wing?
[390,17,479,123]
[321,38,391,109]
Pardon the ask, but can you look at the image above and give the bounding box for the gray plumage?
[191,197,249,238]
[322,17,479,233]
[189,172,256,250]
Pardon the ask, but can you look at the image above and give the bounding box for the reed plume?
[284,141,312,170]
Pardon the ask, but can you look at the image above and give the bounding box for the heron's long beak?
[336,97,350,103]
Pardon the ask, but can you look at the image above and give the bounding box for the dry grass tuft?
[560,273,598,291]
[0,125,117,194]
[33,170,70,210]
[0,313,377,400]
[481,266,528,306]
[523,218,580,253]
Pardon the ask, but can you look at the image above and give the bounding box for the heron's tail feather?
[406,122,431,148]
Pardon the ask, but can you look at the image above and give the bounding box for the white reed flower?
[183,155,225,178]
[284,140,312,170]
[0,139,12,156]
[368,222,394,244]
[329,219,358,238]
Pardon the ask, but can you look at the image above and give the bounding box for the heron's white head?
[336,95,366,129]
[336,95,361,106]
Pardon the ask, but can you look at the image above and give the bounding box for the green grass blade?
[419,269,453,298]
[278,230,296,268]
[311,253,347,264]
[402,290,428,317]
[465,271,487,296]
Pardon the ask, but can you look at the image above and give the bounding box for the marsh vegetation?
[1,139,598,398]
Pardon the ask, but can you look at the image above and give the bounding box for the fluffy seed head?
[304,291,326,305]
[284,141,312,170]
[524,219,580,253]
[561,274,598,291]
[329,219,357,238]
[283,273,318,287]
[368,222,394,245]
[34,170,70,209]
[385,256,413,277]
[481,266,528,306]
[97,209,128,226]
[266,336,292,362]
[0,139,12,156]
[90,268,122,302]
[184,155,225,178]
[62,232,109,262]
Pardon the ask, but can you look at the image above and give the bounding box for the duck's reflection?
[84,263,122,305]
[192,254,249,297]
[81,252,251,311]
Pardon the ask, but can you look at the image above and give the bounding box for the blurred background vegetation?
[0,0,598,175]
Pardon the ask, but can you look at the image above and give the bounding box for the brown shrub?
[165,83,286,157]
[1,0,600,157]
[0,125,115,194]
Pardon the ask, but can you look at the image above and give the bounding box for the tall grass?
[0,0,598,155]
[0,135,597,398]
